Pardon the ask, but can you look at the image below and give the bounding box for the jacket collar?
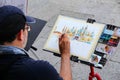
[0,45,27,55]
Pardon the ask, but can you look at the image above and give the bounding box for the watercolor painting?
[44,15,105,61]
[53,26,95,44]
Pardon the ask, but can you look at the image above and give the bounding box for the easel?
[89,66,101,80]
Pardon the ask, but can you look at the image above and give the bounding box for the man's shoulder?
[22,57,53,69]
[14,56,63,80]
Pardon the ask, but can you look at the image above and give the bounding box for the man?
[0,5,72,80]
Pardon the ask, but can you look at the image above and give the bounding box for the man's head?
[0,5,35,48]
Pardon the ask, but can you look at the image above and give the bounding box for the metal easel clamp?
[87,18,96,24]
[70,55,79,62]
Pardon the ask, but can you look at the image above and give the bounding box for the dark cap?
[0,5,35,23]
[0,5,35,42]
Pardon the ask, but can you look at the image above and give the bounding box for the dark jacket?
[0,46,62,80]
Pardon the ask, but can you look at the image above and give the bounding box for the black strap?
[0,54,29,79]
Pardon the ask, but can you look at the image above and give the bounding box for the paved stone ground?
[27,0,120,80]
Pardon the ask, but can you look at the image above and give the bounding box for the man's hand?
[59,33,72,80]
[59,33,70,57]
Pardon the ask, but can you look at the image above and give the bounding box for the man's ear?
[17,30,24,41]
